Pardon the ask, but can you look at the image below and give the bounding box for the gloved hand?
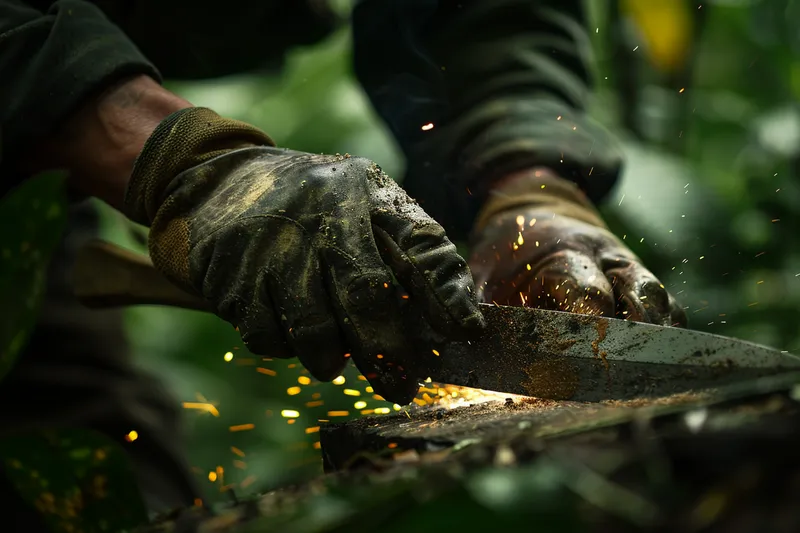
[469,168,687,327]
[124,107,484,404]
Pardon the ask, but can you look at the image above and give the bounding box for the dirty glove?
[468,168,687,327]
[124,107,484,404]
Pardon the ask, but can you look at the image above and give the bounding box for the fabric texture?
[352,0,624,239]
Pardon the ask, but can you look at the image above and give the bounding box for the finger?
[322,244,420,404]
[603,257,674,325]
[195,228,292,359]
[507,251,614,315]
[668,292,688,328]
[264,241,349,382]
[367,173,484,337]
[312,159,421,404]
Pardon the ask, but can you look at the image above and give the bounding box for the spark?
[328,410,349,417]
[516,215,525,226]
[354,401,367,409]
[432,349,440,356]
[517,232,524,246]
[343,389,361,396]
[305,400,324,407]
[313,442,321,450]
[281,410,300,418]
[298,376,311,385]
[183,402,220,417]
[305,426,320,434]
[679,88,685,93]
[125,430,138,442]
[229,424,255,432]
[287,387,302,395]
[208,471,217,482]
[231,447,245,457]
[332,376,346,385]
[374,407,391,414]
[421,123,434,131]
[256,367,276,376]
[365,386,374,393]
[223,351,234,362]
[529,218,536,227]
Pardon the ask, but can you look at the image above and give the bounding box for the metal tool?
[73,240,800,402]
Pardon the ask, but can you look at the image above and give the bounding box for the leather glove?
[468,168,687,327]
[124,107,484,404]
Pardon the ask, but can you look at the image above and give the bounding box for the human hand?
[124,108,484,404]
[468,168,687,327]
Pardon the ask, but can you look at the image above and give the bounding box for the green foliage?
[0,429,147,533]
[0,172,67,381]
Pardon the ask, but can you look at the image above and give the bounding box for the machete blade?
[414,303,800,402]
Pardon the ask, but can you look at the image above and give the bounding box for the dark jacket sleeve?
[352,0,624,239]
[0,0,159,194]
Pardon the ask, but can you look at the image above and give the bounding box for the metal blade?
[415,303,800,402]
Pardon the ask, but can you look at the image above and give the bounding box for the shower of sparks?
[204,342,538,495]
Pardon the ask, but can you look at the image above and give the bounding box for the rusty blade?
[414,303,800,402]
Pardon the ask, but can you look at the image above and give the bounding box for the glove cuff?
[472,168,608,235]
[124,107,275,225]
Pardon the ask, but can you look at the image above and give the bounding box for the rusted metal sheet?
[416,304,800,401]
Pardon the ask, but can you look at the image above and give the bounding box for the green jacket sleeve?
[0,0,159,195]
[352,0,624,239]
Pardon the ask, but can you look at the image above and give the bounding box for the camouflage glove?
[124,107,484,404]
[468,168,687,327]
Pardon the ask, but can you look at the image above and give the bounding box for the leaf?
[0,172,68,381]
[0,429,148,533]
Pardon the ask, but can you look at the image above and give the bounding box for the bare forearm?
[20,75,191,210]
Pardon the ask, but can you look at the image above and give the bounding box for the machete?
[72,240,800,402]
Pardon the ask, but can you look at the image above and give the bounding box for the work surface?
[144,372,800,533]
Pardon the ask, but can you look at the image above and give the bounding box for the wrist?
[23,75,192,210]
[473,167,607,235]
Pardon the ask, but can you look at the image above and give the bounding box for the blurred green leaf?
[0,172,67,381]
[0,429,147,533]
